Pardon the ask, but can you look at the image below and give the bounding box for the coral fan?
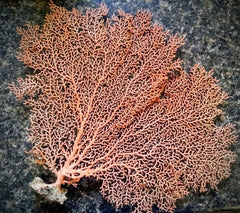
[9,2,236,213]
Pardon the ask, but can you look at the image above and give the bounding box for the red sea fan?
[9,2,236,213]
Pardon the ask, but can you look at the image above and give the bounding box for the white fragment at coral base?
[29,177,67,204]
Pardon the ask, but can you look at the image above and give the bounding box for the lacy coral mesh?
[9,2,236,213]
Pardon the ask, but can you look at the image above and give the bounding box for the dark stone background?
[0,0,239,212]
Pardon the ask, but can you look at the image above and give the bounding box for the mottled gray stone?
[0,0,239,213]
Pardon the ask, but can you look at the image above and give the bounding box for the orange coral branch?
[9,2,236,213]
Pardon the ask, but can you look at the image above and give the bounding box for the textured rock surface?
[0,0,239,212]
[29,177,67,205]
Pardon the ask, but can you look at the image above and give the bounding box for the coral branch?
[9,2,236,213]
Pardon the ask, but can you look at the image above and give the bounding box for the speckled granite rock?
[0,0,239,213]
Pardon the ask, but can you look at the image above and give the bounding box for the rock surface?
[0,0,239,212]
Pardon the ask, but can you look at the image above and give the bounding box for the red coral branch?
[9,2,236,213]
